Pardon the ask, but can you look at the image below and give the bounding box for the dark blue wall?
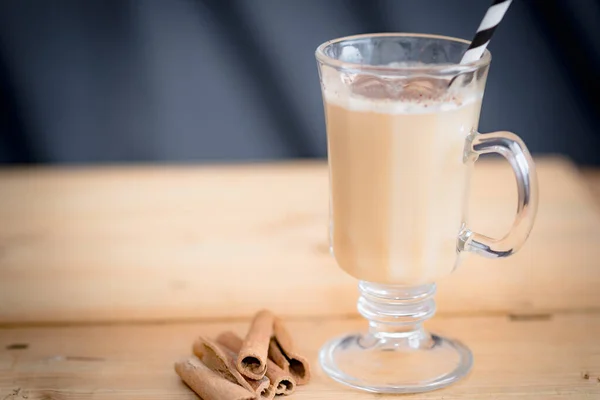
[1,0,599,164]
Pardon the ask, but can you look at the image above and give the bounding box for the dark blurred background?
[0,0,599,165]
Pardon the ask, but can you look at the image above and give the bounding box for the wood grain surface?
[1,156,599,399]
[1,315,599,399]
[1,157,599,324]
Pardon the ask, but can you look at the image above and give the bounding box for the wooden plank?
[0,314,598,399]
[1,157,599,323]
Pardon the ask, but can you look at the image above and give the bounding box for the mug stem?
[358,281,436,341]
[319,280,473,393]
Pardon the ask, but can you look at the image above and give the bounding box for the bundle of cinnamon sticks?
[175,310,311,399]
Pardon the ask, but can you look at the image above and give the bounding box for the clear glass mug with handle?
[315,33,538,393]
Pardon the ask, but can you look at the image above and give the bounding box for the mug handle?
[458,131,539,258]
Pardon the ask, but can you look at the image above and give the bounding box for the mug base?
[319,331,472,393]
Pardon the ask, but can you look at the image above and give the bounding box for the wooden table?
[1,157,599,399]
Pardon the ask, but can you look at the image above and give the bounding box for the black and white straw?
[460,0,513,64]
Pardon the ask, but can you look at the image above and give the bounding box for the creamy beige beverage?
[324,76,482,285]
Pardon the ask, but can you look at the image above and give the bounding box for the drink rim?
[316,33,491,75]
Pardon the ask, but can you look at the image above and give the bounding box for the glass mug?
[315,33,538,393]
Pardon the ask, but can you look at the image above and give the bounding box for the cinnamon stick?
[237,309,274,380]
[193,336,270,398]
[218,331,296,396]
[269,316,311,385]
[174,356,256,400]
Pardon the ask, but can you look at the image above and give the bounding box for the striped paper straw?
[460,0,513,64]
